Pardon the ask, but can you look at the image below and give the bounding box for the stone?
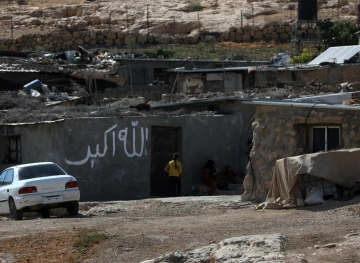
[229,31,236,42]
[62,34,72,42]
[115,39,124,45]
[254,30,263,40]
[124,34,136,44]
[276,27,285,33]
[279,33,289,41]
[50,31,61,38]
[73,31,81,38]
[220,32,229,41]
[156,36,171,44]
[184,35,197,44]
[89,30,97,39]
[229,26,237,32]
[242,32,251,42]
[117,31,125,39]
[267,152,278,161]
[104,39,113,45]
[137,35,147,44]
[107,32,117,40]
[74,39,84,45]
[271,32,278,41]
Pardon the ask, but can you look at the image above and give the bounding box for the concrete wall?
[246,104,360,200]
[1,114,250,201]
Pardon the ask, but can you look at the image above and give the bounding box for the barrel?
[298,0,317,20]
[23,79,42,93]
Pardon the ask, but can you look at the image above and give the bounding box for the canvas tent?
[264,148,360,208]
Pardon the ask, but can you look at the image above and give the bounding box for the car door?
[0,170,9,213]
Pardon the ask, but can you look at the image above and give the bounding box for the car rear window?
[18,164,67,180]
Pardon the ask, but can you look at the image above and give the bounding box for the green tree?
[319,19,358,48]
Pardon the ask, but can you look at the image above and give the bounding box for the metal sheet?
[308,45,360,65]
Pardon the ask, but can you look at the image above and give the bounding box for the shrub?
[143,48,174,59]
[17,0,27,5]
[185,1,205,12]
[291,49,313,64]
[319,19,358,48]
[73,229,108,255]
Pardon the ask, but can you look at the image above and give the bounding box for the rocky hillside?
[0,0,358,51]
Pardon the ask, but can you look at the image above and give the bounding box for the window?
[0,170,8,187]
[18,163,66,181]
[1,135,21,164]
[310,126,340,152]
[3,169,14,186]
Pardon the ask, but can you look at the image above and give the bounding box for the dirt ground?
[0,195,360,263]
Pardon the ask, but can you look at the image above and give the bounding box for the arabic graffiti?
[65,122,148,168]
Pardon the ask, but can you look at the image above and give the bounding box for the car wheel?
[67,201,79,216]
[40,208,51,218]
[9,199,23,221]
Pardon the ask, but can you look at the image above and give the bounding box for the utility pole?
[147,5,150,35]
[126,8,129,30]
[11,17,13,43]
[173,16,176,35]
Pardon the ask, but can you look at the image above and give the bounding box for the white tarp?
[266,148,360,203]
[308,45,360,65]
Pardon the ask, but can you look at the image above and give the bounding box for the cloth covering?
[267,148,360,203]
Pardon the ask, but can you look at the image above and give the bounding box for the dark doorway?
[153,68,168,82]
[150,126,181,197]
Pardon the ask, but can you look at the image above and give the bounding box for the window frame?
[309,125,341,152]
[1,135,22,164]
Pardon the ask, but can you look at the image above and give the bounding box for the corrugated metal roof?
[308,45,360,65]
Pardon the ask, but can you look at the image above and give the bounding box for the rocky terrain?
[0,195,360,263]
[0,0,358,51]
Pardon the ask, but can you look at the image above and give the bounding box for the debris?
[304,186,325,206]
[23,79,42,94]
[272,53,290,66]
[30,89,41,97]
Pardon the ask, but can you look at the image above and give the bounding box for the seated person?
[212,157,230,191]
[201,160,221,195]
[224,165,240,184]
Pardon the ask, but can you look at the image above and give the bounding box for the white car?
[0,162,80,220]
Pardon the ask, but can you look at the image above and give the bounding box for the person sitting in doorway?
[201,160,221,195]
[224,165,240,184]
[212,157,230,191]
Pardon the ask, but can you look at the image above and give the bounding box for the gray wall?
[1,114,251,201]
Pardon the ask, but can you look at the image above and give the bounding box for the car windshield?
[18,163,67,180]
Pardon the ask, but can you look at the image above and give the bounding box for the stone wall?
[242,104,360,200]
[0,21,318,52]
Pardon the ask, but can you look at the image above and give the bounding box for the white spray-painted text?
[65,121,148,168]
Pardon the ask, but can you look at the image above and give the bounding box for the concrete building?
[0,99,256,201]
[241,92,360,201]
